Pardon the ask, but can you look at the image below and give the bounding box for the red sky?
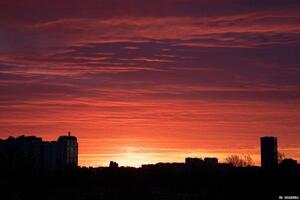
[0,0,300,167]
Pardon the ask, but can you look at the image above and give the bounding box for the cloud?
[0,0,299,23]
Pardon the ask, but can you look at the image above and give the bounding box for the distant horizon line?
[2,133,299,168]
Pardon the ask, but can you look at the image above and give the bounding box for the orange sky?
[0,0,300,167]
[1,99,299,167]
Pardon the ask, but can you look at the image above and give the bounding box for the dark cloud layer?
[0,0,299,23]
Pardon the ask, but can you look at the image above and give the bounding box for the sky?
[0,0,300,167]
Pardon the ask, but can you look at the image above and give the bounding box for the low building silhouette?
[281,158,298,171]
[0,132,78,172]
[281,158,297,166]
[109,161,119,168]
[204,157,218,166]
[185,157,220,172]
[261,136,278,169]
[185,157,204,167]
[185,157,218,166]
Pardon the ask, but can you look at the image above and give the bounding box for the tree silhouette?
[225,155,254,167]
[278,152,286,164]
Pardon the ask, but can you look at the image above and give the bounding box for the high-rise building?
[57,132,78,169]
[0,133,78,172]
[260,136,278,169]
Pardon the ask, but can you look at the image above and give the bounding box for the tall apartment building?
[0,132,78,172]
[261,136,278,169]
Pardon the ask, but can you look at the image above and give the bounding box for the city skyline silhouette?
[0,133,297,168]
[1,133,299,200]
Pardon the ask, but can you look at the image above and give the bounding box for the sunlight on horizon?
[78,148,262,167]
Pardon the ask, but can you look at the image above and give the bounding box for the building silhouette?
[281,158,297,168]
[57,133,78,169]
[260,136,278,169]
[185,157,218,166]
[109,161,119,168]
[0,132,78,172]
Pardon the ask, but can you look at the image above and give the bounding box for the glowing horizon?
[0,133,292,167]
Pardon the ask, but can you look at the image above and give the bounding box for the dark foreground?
[1,166,299,200]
